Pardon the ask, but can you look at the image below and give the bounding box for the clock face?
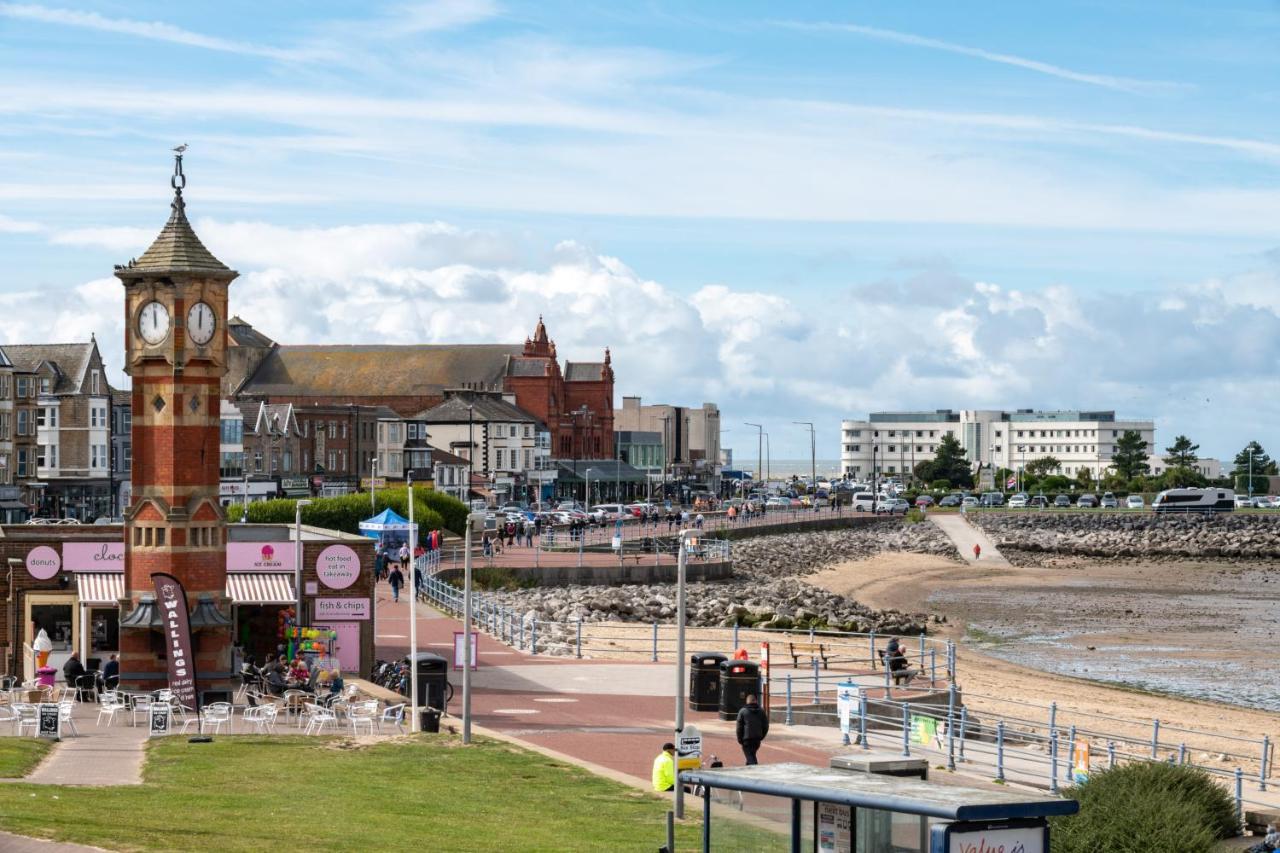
[187,301,216,346]
[138,300,171,345]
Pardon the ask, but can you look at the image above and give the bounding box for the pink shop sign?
[313,598,369,621]
[226,541,296,573]
[26,546,61,580]
[316,544,359,590]
[63,542,124,572]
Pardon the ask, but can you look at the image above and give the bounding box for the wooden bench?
[788,642,831,669]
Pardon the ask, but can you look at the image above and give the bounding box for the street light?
[462,509,485,744]
[794,422,816,506]
[673,527,696,819]
[293,499,312,638]
[407,472,420,732]
[744,423,762,497]
[585,468,597,512]
[1248,446,1255,498]
[370,458,378,512]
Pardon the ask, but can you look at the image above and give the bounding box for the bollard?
[1066,726,1076,782]
[869,630,876,667]
[786,675,794,726]
[812,657,820,705]
[901,702,911,758]
[652,621,659,662]
[1050,732,1059,795]
[995,721,1005,782]
[576,618,583,659]
[1261,735,1271,792]
[1236,768,1245,831]
[732,623,740,651]
[531,619,538,655]
[959,707,968,762]
[946,683,957,771]
[1179,742,1187,765]
[809,625,816,642]
[859,691,869,751]
[1151,719,1160,760]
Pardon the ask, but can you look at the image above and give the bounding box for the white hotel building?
[840,409,1181,482]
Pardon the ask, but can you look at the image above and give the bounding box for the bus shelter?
[680,762,1078,853]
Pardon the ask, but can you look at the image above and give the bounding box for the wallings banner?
[152,573,199,712]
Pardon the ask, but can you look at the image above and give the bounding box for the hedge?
[1048,761,1239,853]
[245,487,467,536]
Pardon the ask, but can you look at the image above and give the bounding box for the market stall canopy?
[358,507,417,538]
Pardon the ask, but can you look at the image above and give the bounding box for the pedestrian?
[735,693,770,766]
[398,541,410,573]
[524,519,534,547]
[695,512,704,529]
[651,742,677,792]
[973,543,981,560]
[387,564,404,603]
[482,533,493,558]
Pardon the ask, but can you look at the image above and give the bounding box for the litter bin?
[404,652,450,712]
[718,660,760,721]
[689,652,728,712]
[420,707,442,734]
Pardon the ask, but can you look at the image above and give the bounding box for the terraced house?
[0,347,39,521]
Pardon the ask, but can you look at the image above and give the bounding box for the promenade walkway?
[929,513,1009,565]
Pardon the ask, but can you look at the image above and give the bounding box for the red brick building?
[230,316,615,461]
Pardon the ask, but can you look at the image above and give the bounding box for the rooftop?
[416,390,538,425]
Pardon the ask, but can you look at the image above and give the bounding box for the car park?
[1077,494,1098,508]
[1126,495,1145,509]
[1053,495,1071,508]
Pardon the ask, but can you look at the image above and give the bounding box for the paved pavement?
[929,513,1010,565]
[24,713,147,786]
[0,832,108,852]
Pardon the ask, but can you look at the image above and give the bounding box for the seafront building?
[838,409,1219,482]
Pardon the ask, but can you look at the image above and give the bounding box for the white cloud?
[775,20,1183,94]
[0,214,42,233]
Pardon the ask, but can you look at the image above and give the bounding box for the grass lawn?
[0,736,780,852]
[0,738,52,778]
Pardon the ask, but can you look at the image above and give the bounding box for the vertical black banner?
[152,573,200,712]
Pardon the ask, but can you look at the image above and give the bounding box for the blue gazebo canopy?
[358,508,417,537]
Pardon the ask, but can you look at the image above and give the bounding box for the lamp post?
[764,431,771,489]
[467,404,474,506]
[462,509,485,744]
[673,527,695,819]
[1248,447,1255,499]
[407,472,420,733]
[745,423,763,498]
[293,499,312,638]
[794,422,815,504]
[585,468,596,513]
[370,458,378,512]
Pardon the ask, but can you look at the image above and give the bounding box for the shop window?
[156,528,166,546]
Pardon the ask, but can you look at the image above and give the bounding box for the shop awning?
[77,572,124,605]
[226,572,295,605]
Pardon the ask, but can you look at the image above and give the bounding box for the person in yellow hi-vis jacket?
[652,742,676,791]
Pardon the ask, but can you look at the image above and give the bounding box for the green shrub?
[245,486,461,536]
[418,488,469,534]
[1049,761,1239,853]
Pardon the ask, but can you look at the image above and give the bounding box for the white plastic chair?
[349,701,378,736]
[96,694,126,727]
[242,704,278,734]
[0,704,18,735]
[200,702,233,735]
[303,703,336,736]
[14,703,38,736]
[58,700,79,737]
[378,703,406,735]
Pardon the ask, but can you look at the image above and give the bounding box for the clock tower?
[116,152,237,697]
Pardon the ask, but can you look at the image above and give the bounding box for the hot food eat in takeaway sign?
[316,544,359,590]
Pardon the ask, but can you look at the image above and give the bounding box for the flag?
[1006,475,1017,489]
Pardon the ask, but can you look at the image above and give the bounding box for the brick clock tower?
[115,152,237,700]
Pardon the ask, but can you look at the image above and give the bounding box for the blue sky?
[2,1,1279,462]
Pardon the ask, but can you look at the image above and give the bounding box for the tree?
[1232,441,1278,495]
[1024,456,1062,478]
[914,434,972,488]
[1164,435,1199,468]
[1160,467,1206,490]
[1111,429,1150,480]
[1075,467,1094,489]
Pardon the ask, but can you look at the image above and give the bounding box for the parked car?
[1028,495,1049,508]
[1077,494,1099,508]
[1126,495,1145,509]
[852,492,877,512]
[979,492,1004,507]
[915,495,935,507]
[1234,495,1253,509]
[1007,494,1028,508]
[938,494,962,508]
[961,496,979,509]
[1100,494,1118,509]
[875,498,911,515]
[1053,495,1071,508]
[765,497,791,509]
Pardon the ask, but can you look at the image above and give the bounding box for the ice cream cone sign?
[33,629,52,667]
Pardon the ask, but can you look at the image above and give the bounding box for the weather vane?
[171,143,188,211]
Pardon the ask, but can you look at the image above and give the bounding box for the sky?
[2,1,1279,462]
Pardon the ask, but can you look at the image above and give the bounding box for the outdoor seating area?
[0,679,412,740]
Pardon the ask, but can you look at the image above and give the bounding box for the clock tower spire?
[116,150,237,698]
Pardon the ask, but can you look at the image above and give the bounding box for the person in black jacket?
[62,652,87,686]
[735,694,770,766]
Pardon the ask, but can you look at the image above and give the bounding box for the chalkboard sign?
[149,703,171,737]
[37,703,60,739]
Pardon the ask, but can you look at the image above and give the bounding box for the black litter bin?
[405,652,450,713]
[420,708,442,733]
[718,660,761,721]
[689,652,728,712]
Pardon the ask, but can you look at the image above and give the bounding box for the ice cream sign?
[225,541,295,572]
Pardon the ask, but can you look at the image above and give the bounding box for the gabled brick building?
[228,316,615,462]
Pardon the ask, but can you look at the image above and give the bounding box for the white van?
[852,492,878,512]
